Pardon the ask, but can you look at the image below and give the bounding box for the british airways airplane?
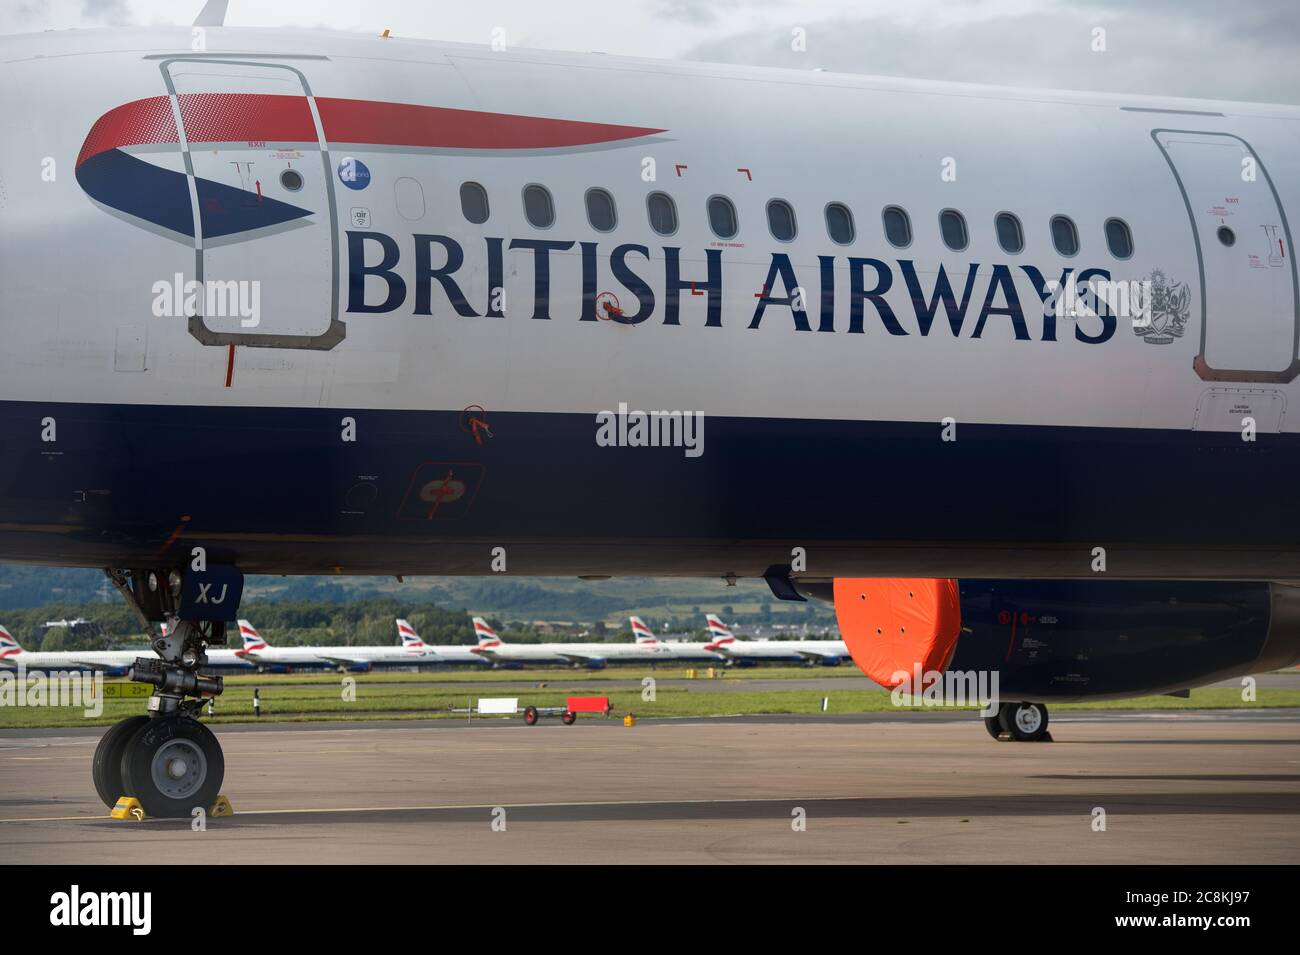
[0,623,250,673]
[230,618,440,670]
[468,616,658,666]
[1,12,1299,816]
[702,613,849,665]
[395,617,485,665]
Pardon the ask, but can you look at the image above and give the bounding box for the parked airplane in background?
[702,614,850,666]
[0,624,250,673]
[395,618,486,665]
[630,616,723,662]
[234,619,438,671]
[0,625,140,675]
[469,617,658,667]
[3,12,1297,815]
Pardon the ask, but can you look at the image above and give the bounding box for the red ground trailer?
[522,696,613,725]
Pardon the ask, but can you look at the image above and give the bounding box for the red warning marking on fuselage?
[737,167,751,180]
[157,516,192,556]
[423,470,465,519]
[596,291,623,320]
[460,405,492,444]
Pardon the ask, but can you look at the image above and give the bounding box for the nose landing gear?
[93,567,238,818]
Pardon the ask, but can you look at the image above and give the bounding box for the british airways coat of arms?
[1134,269,1192,345]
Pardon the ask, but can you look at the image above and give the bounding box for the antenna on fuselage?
[194,0,228,27]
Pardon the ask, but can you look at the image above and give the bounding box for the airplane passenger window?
[1105,218,1133,258]
[995,212,1024,254]
[939,209,968,251]
[647,192,678,236]
[1051,215,1079,256]
[825,202,854,244]
[766,199,797,241]
[523,184,555,228]
[460,181,490,224]
[708,196,739,239]
[882,206,911,248]
[1218,225,1236,247]
[586,188,617,232]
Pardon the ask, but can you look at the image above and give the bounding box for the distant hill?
[0,566,118,609]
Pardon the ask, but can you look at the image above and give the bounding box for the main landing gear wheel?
[92,715,150,808]
[120,717,225,818]
[998,702,1051,742]
[982,714,1005,740]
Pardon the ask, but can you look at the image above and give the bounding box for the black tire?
[982,714,1005,740]
[999,702,1049,742]
[561,711,577,725]
[120,717,224,818]
[523,706,538,725]
[91,716,150,808]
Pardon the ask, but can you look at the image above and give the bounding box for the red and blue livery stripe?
[76,93,664,240]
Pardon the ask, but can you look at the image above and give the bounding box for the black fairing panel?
[948,580,1273,700]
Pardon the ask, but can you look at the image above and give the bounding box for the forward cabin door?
[161,58,343,350]
[1153,130,1299,382]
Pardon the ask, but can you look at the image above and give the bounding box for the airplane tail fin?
[705,613,735,645]
[471,616,501,646]
[0,625,23,658]
[396,618,426,648]
[629,616,657,644]
[237,619,268,651]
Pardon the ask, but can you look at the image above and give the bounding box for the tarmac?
[2,709,1298,863]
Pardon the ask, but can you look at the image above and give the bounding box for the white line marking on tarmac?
[0,793,862,825]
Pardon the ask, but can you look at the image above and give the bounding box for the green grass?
[1,674,1296,730]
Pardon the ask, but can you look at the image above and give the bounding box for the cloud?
[676,1,1300,104]
[80,0,132,26]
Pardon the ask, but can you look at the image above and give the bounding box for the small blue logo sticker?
[337,157,371,190]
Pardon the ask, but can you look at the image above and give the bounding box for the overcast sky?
[3,0,1297,104]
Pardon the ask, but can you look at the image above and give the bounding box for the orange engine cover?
[832,578,962,688]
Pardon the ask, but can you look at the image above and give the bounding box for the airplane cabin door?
[162,59,343,349]
[1153,130,1299,382]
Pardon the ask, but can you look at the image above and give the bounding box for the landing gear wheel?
[523,706,539,725]
[982,714,1005,740]
[120,717,224,818]
[561,711,577,725]
[92,715,150,808]
[999,702,1050,742]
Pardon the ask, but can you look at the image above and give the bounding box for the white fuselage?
[473,640,663,666]
[645,641,726,662]
[1,27,1294,436]
[1,647,252,672]
[712,639,849,663]
[239,643,438,669]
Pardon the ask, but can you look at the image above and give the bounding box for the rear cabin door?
[1154,130,1298,382]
